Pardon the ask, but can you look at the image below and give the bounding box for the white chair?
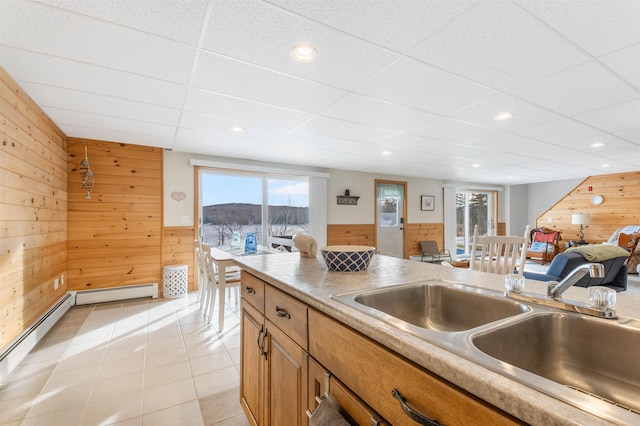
[469,225,530,276]
[194,239,208,304]
[202,246,241,325]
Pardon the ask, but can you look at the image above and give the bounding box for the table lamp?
[571,213,591,244]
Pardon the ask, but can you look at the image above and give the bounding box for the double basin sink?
[331,281,640,425]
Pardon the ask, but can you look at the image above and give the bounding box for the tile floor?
[0,292,250,426]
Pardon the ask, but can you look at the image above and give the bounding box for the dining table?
[207,245,276,332]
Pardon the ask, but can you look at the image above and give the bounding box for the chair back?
[419,241,439,255]
[618,233,640,265]
[470,225,530,276]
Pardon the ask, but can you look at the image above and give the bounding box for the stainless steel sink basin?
[332,281,529,332]
[472,313,640,420]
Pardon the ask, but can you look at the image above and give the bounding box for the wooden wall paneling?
[327,224,376,247]
[0,68,68,349]
[66,138,163,292]
[163,227,197,293]
[404,223,444,258]
[536,172,640,246]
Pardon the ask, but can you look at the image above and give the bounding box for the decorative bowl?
[321,245,375,272]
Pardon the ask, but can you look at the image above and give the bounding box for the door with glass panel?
[376,181,406,258]
[456,190,495,258]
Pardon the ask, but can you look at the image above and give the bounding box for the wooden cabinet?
[308,308,522,426]
[240,271,522,425]
[240,272,308,426]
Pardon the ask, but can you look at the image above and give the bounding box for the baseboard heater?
[71,283,158,306]
[0,293,74,382]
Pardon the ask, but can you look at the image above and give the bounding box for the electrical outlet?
[54,278,59,290]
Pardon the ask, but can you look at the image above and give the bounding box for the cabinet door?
[265,319,308,426]
[241,300,264,426]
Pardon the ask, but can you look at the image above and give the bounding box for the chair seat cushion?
[528,242,553,253]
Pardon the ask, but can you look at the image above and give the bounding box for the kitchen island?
[233,251,640,425]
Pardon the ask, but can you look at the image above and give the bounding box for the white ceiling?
[1,0,639,184]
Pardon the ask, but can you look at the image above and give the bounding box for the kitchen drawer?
[265,285,308,350]
[308,358,387,426]
[241,272,265,313]
[308,309,522,426]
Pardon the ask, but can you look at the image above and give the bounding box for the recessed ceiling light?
[291,45,317,62]
[590,142,605,148]
[471,163,480,168]
[381,150,392,156]
[493,112,515,121]
[230,126,244,132]
[601,163,610,168]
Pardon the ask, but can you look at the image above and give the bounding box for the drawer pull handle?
[392,389,442,426]
[245,287,256,294]
[275,306,291,319]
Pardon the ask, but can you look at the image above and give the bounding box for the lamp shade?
[572,213,591,225]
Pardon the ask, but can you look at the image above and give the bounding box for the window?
[198,169,309,249]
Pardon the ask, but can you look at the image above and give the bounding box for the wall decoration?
[421,195,434,211]
[171,191,186,202]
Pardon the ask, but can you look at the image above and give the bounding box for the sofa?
[523,249,629,292]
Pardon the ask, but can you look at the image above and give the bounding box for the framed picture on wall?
[421,195,435,211]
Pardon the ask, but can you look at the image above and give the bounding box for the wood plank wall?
[164,227,196,292]
[0,68,68,349]
[327,224,375,247]
[404,223,444,258]
[66,139,164,292]
[536,172,640,245]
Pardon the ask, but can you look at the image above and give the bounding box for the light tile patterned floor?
[0,292,250,426]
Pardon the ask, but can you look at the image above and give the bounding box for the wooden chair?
[419,240,451,263]
[525,227,561,265]
[470,225,530,276]
[618,232,640,266]
[202,245,241,325]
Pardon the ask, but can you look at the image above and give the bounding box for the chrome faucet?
[546,263,605,300]
[506,262,617,319]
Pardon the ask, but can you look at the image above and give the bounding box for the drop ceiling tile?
[201,0,399,90]
[452,94,562,131]
[596,145,640,165]
[467,134,545,152]
[571,99,640,133]
[556,134,637,154]
[265,0,478,53]
[376,133,443,153]
[20,82,180,126]
[33,0,209,45]
[514,0,640,56]
[193,52,347,113]
[185,89,313,129]
[320,94,437,131]
[278,131,367,152]
[179,111,289,142]
[600,43,640,89]
[296,116,395,143]
[512,61,638,116]
[408,0,589,90]
[615,127,640,144]
[0,47,187,109]
[1,0,195,83]
[45,108,176,139]
[62,125,175,149]
[512,118,603,144]
[408,117,499,143]
[356,57,498,115]
[175,128,280,157]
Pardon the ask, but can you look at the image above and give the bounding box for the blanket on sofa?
[565,245,630,261]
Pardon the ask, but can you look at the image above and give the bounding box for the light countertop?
[233,252,640,425]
